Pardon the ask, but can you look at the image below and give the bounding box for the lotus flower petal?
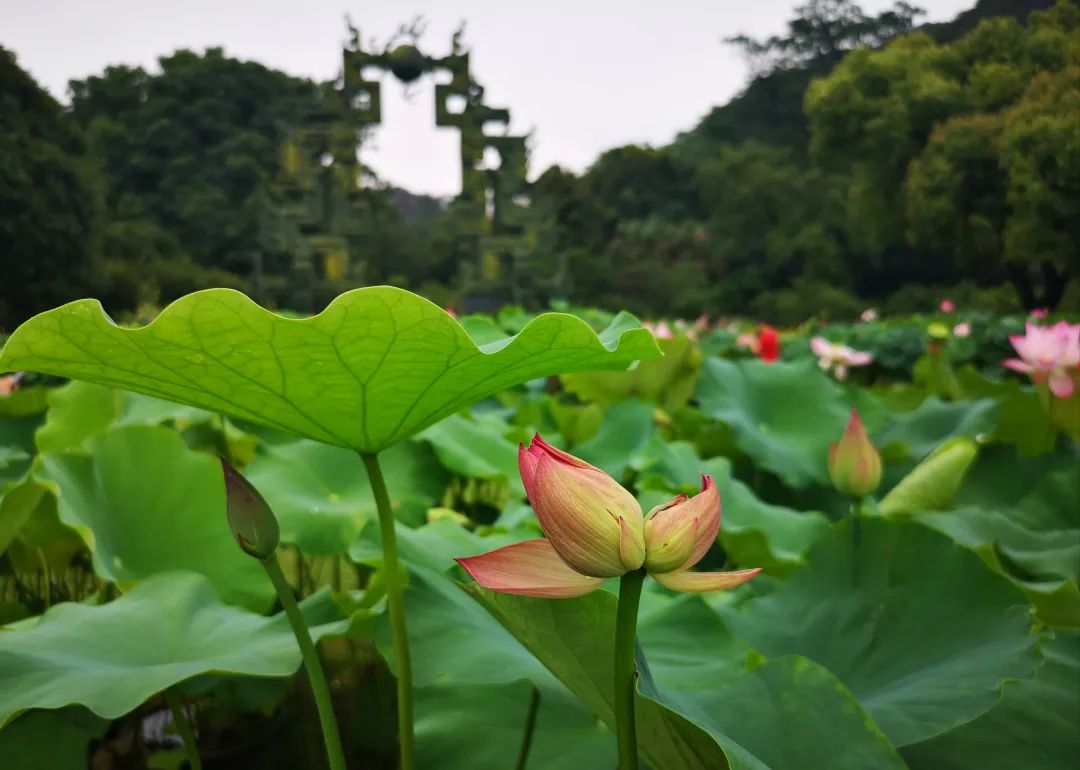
[1049,368,1076,400]
[455,539,604,598]
[519,435,644,577]
[652,568,761,593]
[644,475,720,573]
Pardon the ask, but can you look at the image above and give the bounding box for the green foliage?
[0,287,659,452]
[806,0,1080,307]
[0,291,1076,766]
[0,571,349,726]
[0,47,102,330]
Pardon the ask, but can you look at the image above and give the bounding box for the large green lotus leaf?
[705,457,828,575]
[562,335,701,412]
[902,630,1080,770]
[0,288,659,453]
[350,519,545,687]
[723,517,1040,747]
[0,571,349,727]
[0,477,49,557]
[571,399,657,480]
[0,414,40,490]
[0,708,109,770]
[415,682,615,769]
[694,358,854,487]
[351,520,622,767]
[244,437,448,553]
[637,441,829,575]
[0,386,49,418]
[476,588,904,770]
[416,412,525,497]
[917,446,1080,625]
[874,395,998,460]
[955,367,1056,455]
[36,425,271,610]
[35,380,211,455]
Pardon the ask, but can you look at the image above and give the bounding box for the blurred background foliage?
[1,0,1079,330]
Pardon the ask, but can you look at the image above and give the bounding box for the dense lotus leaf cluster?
[0,291,1076,769]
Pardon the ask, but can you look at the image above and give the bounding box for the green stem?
[262,553,347,770]
[164,690,203,770]
[361,452,415,770]
[614,569,646,770]
[514,684,542,770]
[851,499,863,585]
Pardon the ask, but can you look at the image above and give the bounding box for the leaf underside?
[0,287,660,453]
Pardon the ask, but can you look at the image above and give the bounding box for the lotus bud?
[828,409,882,499]
[643,476,721,574]
[519,435,645,577]
[221,460,280,559]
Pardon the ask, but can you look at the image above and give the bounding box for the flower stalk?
[362,451,415,770]
[164,689,203,770]
[263,553,347,770]
[614,569,646,770]
[221,461,346,770]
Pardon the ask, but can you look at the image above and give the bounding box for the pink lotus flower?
[1030,308,1048,320]
[644,321,674,340]
[1003,321,1080,399]
[810,337,873,381]
[953,322,971,338]
[735,332,757,351]
[456,435,760,598]
[860,308,879,323]
[940,299,956,313]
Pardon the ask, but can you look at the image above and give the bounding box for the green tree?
[1000,65,1080,308]
[0,46,102,329]
[807,0,1079,306]
[69,49,323,275]
[726,0,926,75]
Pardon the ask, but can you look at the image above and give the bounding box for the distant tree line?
[0,0,1076,329]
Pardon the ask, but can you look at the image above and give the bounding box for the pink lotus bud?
[456,436,761,598]
[222,460,280,559]
[953,322,971,338]
[643,476,720,574]
[828,409,882,498]
[519,435,645,577]
[940,299,955,313]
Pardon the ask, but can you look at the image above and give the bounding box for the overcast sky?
[2,0,972,196]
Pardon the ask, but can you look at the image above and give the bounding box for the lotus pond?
[0,288,1076,770]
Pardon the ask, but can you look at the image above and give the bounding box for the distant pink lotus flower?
[953,322,971,338]
[735,332,757,351]
[684,313,710,340]
[0,373,22,396]
[1029,308,1048,320]
[811,337,873,381]
[444,306,458,319]
[455,435,760,597]
[860,308,879,323]
[644,321,674,339]
[940,299,956,313]
[1003,321,1080,399]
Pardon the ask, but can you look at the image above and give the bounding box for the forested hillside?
[1,0,1076,328]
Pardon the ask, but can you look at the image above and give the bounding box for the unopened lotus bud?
[221,460,280,559]
[828,409,882,499]
[519,435,645,577]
